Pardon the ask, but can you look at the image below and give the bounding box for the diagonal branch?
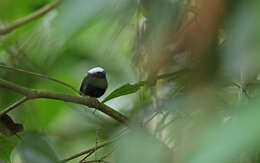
[0,78,128,124]
[61,141,111,163]
[79,150,96,163]
[63,128,126,162]
[0,64,81,94]
[82,160,111,163]
[0,96,28,116]
[0,0,61,35]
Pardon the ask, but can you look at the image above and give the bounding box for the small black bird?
[80,67,108,98]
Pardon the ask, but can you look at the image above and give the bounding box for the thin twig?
[65,134,122,163]
[82,160,111,163]
[232,81,251,99]
[80,145,116,163]
[156,68,188,81]
[0,0,61,35]
[99,147,116,160]
[79,151,96,163]
[232,81,242,89]
[140,68,188,86]
[0,64,81,95]
[61,142,111,163]
[80,129,100,163]
[144,112,160,125]
[82,137,118,163]
[0,96,28,116]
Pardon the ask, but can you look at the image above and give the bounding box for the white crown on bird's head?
[88,67,105,74]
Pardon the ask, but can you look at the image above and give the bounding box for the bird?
[80,67,108,98]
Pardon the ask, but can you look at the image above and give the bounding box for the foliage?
[0,135,17,162]
[0,0,260,163]
[102,82,145,103]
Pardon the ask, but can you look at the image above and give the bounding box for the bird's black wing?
[80,77,88,93]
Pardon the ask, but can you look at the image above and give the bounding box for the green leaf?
[115,129,170,163]
[23,100,64,130]
[102,69,187,103]
[18,132,59,163]
[102,82,145,103]
[185,98,260,163]
[0,135,17,162]
[54,0,110,39]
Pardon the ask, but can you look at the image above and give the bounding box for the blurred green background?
[1,0,260,163]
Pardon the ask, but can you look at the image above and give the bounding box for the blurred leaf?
[0,135,17,162]
[102,82,145,103]
[18,132,59,163]
[185,98,260,163]
[0,114,24,136]
[53,0,110,39]
[223,2,260,79]
[23,100,64,130]
[115,129,169,163]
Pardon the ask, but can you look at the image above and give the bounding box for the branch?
[0,65,81,94]
[141,68,188,86]
[0,0,61,35]
[0,78,128,124]
[79,151,96,163]
[0,96,28,116]
[61,142,111,163]
[77,131,125,163]
[232,81,251,99]
[155,68,188,80]
[82,160,111,163]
